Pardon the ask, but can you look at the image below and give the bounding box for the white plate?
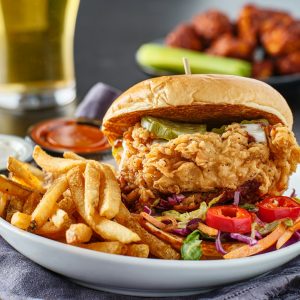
[0,168,299,297]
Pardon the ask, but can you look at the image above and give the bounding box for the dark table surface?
[74,0,300,139]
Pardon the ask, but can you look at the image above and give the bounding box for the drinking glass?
[0,0,80,110]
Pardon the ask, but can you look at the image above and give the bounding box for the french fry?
[92,214,141,243]
[23,192,41,215]
[0,193,8,217]
[98,163,121,219]
[79,241,128,255]
[33,146,86,174]
[6,196,24,222]
[35,221,66,239]
[63,155,120,219]
[66,223,93,244]
[115,204,180,260]
[63,151,85,160]
[102,163,117,176]
[84,162,101,217]
[126,244,149,258]
[0,175,32,198]
[58,196,76,216]
[67,167,140,244]
[7,156,45,193]
[51,209,72,230]
[26,163,45,181]
[11,212,31,230]
[9,174,32,189]
[224,223,286,259]
[31,176,68,229]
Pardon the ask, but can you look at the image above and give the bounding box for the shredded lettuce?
[162,202,208,223]
[240,203,258,212]
[258,220,279,235]
[251,222,258,239]
[208,193,224,208]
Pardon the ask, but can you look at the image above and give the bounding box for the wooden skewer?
[182,57,191,75]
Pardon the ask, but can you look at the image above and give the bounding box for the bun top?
[102,74,293,143]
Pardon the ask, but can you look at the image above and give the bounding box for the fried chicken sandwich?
[102,75,300,215]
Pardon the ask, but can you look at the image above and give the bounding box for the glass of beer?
[0,0,80,110]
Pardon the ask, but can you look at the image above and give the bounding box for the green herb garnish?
[258,220,279,235]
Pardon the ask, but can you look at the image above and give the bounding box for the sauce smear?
[30,118,110,154]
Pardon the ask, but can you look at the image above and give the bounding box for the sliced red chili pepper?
[257,196,300,223]
[206,205,252,234]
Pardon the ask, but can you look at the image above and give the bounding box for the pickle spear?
[141,117,206,140]
[136,43,252,77]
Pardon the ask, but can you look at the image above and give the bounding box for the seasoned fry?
[11,212,31,230]
[7,157,45,193]
[31,176,68,229]
[33,146,86,174]
[58,196,76,216]
[23,192,41,215]
[6,196,24,222]
[35,221,66,239]
[92,214,140,244]
[102,163,117,176]
[84,162,101,217]
[0,193,8,217]
[0,175,32,198]
[63,151,85,160]
[224,223,286,259]
[9,174,32,189]
[67,167,140,244]
[80,241,128,255]
[126,244,149,258]
[51,209,72,229]
[99,163,121,219]
[66,223,92,244]
[115,204,180,259]
[26,163,45,181]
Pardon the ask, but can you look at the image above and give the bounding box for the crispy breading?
[119,123,300,202]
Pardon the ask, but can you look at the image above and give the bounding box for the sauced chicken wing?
[237,4,292,47]
[252,60,274,79]
[165,23,202,51]
[206,34,254,60]
[276,51,300,75]
[119,124,300,202]
[261,21,300,56]
[192,10,232,42]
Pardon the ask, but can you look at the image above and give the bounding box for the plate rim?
[0,216,299,268]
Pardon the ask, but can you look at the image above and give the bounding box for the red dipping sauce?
[28,118,111,154]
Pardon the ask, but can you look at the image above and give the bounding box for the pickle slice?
[240,119,269,125]
[141,117,206,140]
[211,125,227,135]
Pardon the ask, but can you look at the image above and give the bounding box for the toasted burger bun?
[102,74,293,143]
